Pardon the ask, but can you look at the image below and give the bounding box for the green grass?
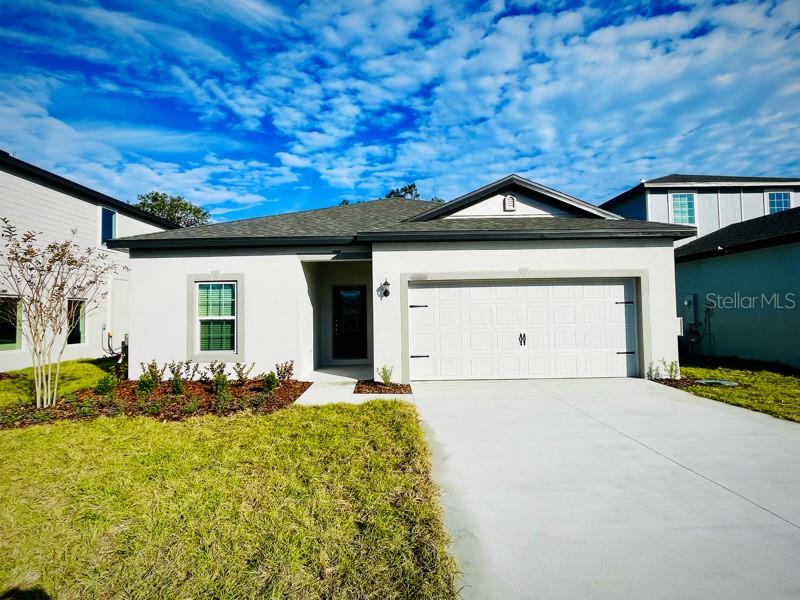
[0,358,116,408]
[681,357,800,422]
[0,401,458,599]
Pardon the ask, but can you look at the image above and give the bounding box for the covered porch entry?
[301,254,374,378]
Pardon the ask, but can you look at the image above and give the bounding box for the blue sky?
[1,0,798,220]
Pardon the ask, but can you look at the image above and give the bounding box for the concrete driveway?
[412,378,800,600]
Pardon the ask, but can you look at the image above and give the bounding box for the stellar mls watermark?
[705,292,797,310]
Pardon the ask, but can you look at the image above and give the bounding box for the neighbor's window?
[101,207,116,244]
[197,282,236,352]
[768,191,791,214]
[0,297,21,351]
[671,192,696,224]
[67,299,85,345]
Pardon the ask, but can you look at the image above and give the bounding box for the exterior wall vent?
[503,194,517,212]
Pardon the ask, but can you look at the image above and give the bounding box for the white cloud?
[1,0,798,212]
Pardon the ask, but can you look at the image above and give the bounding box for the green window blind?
[199,320,235,351]
[198,283,235,317]
[198,283,236,352]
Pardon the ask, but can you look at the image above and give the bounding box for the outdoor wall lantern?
[377,279,391,299]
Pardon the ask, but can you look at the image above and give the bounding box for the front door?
[332,285,368,360]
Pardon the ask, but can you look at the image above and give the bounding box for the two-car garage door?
[408,279,638,380]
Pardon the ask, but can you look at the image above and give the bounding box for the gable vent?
[503,194,517,212]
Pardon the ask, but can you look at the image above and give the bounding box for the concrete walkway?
[295,367,413,404]
[413,378,800,600]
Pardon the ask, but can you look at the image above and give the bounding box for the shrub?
[183,361,201,381]
[211,372,231,413]
[143,400,162,416]
[232,362,255,384]
[67,393,97,418]
[136,372,156,398]
[377,365,393,385]
[275,360,294,382]
[94,374,118,395]
[170,376,185,395]
[206,361,227,379]
[167,361,185,379]
[261,371,278,393]
[139,360,166,382]
[182,394,200,414]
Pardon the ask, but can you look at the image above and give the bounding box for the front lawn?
[0,401,457,599]
[679,357,800,423]
[0,358,116,408]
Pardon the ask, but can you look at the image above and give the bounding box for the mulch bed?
[0,379,312,430]
[354,380,412,394]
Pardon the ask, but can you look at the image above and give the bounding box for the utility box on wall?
[681,293,697,327]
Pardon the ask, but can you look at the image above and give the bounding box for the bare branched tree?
[0,219,122,407]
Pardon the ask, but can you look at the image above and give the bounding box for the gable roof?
[647,174,800,185]
[602,173,800,211]
[108,196,694,250]
[411,174,622,221]
[675,206,800,263]
[0,150,179,230]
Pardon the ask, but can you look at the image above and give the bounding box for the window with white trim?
[768,191,791,214]
[671,192,696,224]
[197,282,236,352]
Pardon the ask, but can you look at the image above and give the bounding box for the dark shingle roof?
[108,198,695,250]
[108,198,433,248]
[675,207,800,263]
[359,217,695,241]
[648,174,800,184]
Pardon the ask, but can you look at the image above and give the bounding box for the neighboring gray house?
[108,174,694,383]
[601,174,800,245]
[674,207,800,368]
[0,151,177,371]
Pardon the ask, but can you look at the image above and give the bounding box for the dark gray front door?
[332,285,367,360]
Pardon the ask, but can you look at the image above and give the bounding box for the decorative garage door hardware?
[410,354,430,358]
[409,304,429,308]
[615,300,634,304]
[518,333,527,346]
[616,351,636,355]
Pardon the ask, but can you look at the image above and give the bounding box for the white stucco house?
[108,175,694,383]
[0,150,177,371]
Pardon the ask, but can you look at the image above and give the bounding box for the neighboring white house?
[0,150,177,371]
[109,175,694,383]
[601,174,800,246]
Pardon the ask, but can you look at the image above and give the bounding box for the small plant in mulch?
[353,365,412,395]
[275,360,294,382]
[0,362,312,430]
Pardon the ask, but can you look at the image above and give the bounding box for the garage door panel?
[496,305,520,326]
[439,332,462,352]
[469,305,491,326]
[497,356,523,377]
[409,279,638,380]
[438,306,462,326]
